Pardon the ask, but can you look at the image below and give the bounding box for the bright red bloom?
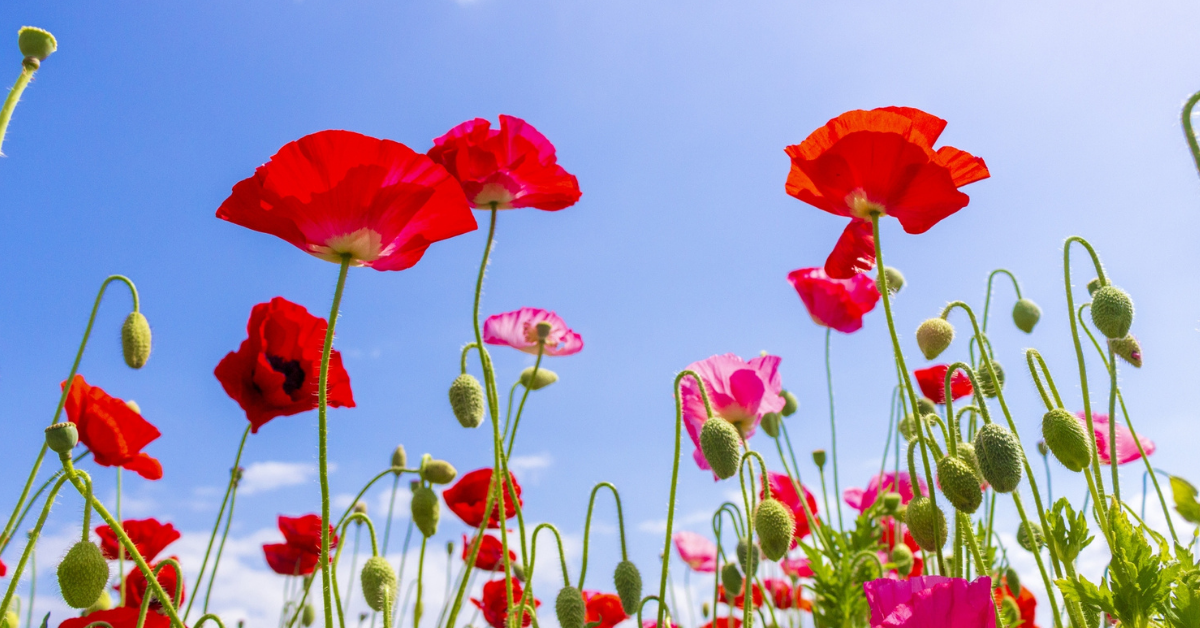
[428,115,581,211]
[59,607,170,628]
[583,591,628,628]
[785,107,989,279]
[700,618,742,628]
[763,578,798,609]
[0,558,5,577]
[463,533,516,572]
[214,297,355,433]
[760,472,820,540]
[994,577,1039,628]
[96,518,180,562]
[914,365,973,405]
[471,578,539,628]
[120,557,184,610]
[62,375,162,480]
[262,514,339,576]
[444,469,522,529]
[787,267,880,333]
[718,583,764,608]
[217,130,476,270]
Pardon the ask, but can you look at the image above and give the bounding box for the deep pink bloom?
[864,576,995,628]
[763,578,798,609]
[914,365,973,405]
[844,472,928,514]
[1075,412,1155,465]
[483,307,583,356]
[780,556,813,579]
[681,354,785,473]
[672,531,717,573]
[761,472,820,540]
[787,267,880,333]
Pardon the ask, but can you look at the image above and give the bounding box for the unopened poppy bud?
[1109,335,1142,368]
[391,445,407,471]
[700,418,742,480]
[84,590,112,616]
[760,413,781,439]
[519,366,558,390]
[956,442,983,483]
[890,545,913,576]
[899,414,935,442]
[1086,278,1103,296]
[977,361,1005,398]
[915,318,954,360]
[411,485,439,537]
[877,266,905,295]
[422,459,457,485]
[45,422,78,454]
[301,604,316,627]
[1012,299,1041,333]
[702,602,711,619]
[780,390,799,417]
[555,586,585,628]
[449,374,485,428]
[445,541,454,555]
[755,498,795,561]
[536,321,552,340]
[57,541,109,608]
[18,27,56,61]
[736,538,760,575]
[121,312,152,369]
[937,456,982,514]
[353,501,368,516]
[882,492,902,513]
[1090,285,1134,339]
[904,497,947,551]
[613,560,642,615]
[811,449,826,469]
[360,555,397,612]
[1042,408,1090,473]
[916,397,937,416]
[1005,567,1021,597]
[1,611,15,628]
[974,423,1023,493]
[1036,440,1049,457]
[720,563,743,597]
[1016,521,1044,552]
[1001,597,1021,625]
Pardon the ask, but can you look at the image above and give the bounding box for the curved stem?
[505,344,545,459]
[187,425,251,620]
[530,523,572,585]
[460,343,478,375]
[2,450,91,556]
[318,256,353,628]
[0,474,69,622]
[1182,88,1200,179]
[822,328,843,533]
[0,61,37,157]
[1011,493,1062,628]
[577,482,629,588]
[1062,236,1110,502]
[336,469,398,529]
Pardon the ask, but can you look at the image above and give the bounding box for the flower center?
[845,189,885,220]
[266,355,306,395]
[313,228,384,264]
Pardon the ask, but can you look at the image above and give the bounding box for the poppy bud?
[700,418,742,480]
[1086,278,1102,296]
[977,361,1005,398]
[760,413,781,439]
[891,545,914,577]
[18,26,56,61]
[720,563,743,597]
[391,445,407,471]
[937,456,982,514]
[613,560,642,615]
[519,366,558,390]
[448,374,485,428]
[121,312,152,369]
[899,414,936,442]
[555,586,585,628]
[1001,597,1020,625]
[1090,286,1134,339]
[1041,408,1090,473]
[1036,440,1049,457]
[736,538,760,575]
[360,556,397,612]
[915,318,954,360]
[1005,567,1020,597]
[512,561,526,582]
[956,442,984,483]
[1012,299,1041,333]
[84,590,112,616]
[882,492,902,513]
[811,449,826,469]
[877,266,905,295]
[702,602,711,619]
[536,321,552,340]
[301,604,316,627]
[57,541,109,608]
[411,485,439,538]
[916,397,937,417]
[45,422,78,455]
[422,460,457,485]
[1016,521,1044,552]
[353,501,368,516]
[853,555,882,583]
[1109,335,1142,368]
[780,390,799,417]
[0,611,14,628]
[974,423,1023,493]
[904,497,947,551]
[754,498,795,561]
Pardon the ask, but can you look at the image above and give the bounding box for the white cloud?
[639,510,713,534]
[508,453,553,482]
[239,461,318,495]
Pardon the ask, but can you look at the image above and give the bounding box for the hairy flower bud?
[449,374,485,428]
[780,390,799,417]
[956,442,984,483]
[811,449,826,469]
[45,422,78,455]
[891,544,914,576]
[519,366,558,390]
[1036,440,1049,457]
[411,485,439,538]
[877,266,905,295]
[614,560,642,615]
[1090,285,1134,339]
[18,26,56,61]
[882,492,902,513]
[700,418,742,480]
[1086,278,1102,296]
[1005,568,1021,597]
[720,563,743,598]
[904,497,947,551]
[755,498,795,561]
[916,397,937,417]
[353,501,368,516]
[937,456,982,514]
[1041,408,1090,473]
[1017,521,1044,552]
[422,460,457,485]
[760,413,781,439]
[58,541,109,608]
[360,556,397,612]
[915,318,955,360]
[1001,597,1020,625]
[736,538,760,575]
[122,312,152,369]
[976,361,1005,398]
[1109,335,1142,368]
[555,586,585,628]
[1011,299,1041,333]
[391,445,407,471]
[301,604,316,627]
[974,423,1023,493]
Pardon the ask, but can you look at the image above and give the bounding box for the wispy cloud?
[638,510,713,533]
[239,461,317,495]
[508,453,553,482]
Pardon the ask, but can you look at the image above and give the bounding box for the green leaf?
[1170,475,1200,525]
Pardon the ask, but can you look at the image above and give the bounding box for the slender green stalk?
[505,345,545,459]
[186,425,251,620]
[118,467,125,605]
[343,525,363,622]
[381,475,401,554]
[0,475,69,622]
[1062,237,1109,503]
[202,475,241,614]
[318,256,353,628]
[337,469,404,529]
[389,520,415,628]
[414,537,428,628]
[1182,89,1200,179]
[821,328,843,533]
[0,59,38,156]
[1012,493,1062,628]
[577,483,629,588]
[3,450,90,558]
[958,512,1002,628]
[25,538,34,628]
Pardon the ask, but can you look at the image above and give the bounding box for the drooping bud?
[1005,567,1021,597]
[702,602,711,619]
[1001,597,1021,625]
[877,266,905,295]
[84,590,113,616]
[937,456,982,514]
[1041,409,1090,473]
[353,501,368,516]
[301,604,316,627]
[519,366,558,390]
[1016,521,1044,552]
[754,498,795,561]
[1109,335,1142,368]
[904,497,947,551]
[360,556,398,612]
[811,449,826,469]
[720,563,743,597]
[391,445,407,471]
[1036,440,1049,458]
[512,562,526,582]
[976,361,1005,398]
[422,460,457,485]
[899,414,936,442]
[780,390,799,417]
[1011,299,1041,334]
[973,423,1023,493]
[882,492,902,513]
[890,545,914,577]
[956,442,984,484]
[760,413,781,439]
[1086,278,1102,296]
[915,318,954,360]
[613,560,642,615]
[1090,285,1134,339]
[57,541,110,608]
[411,485,440,537]
[121,312,152,369]
[736,538,760,575]
[45,422,78,454]
[448,374,485,428]
[18,27,56,61]
[555,586,586,628]
[916,397,937,417]
[700,418,742,480]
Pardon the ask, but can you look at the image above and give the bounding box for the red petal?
[824,220,876,279]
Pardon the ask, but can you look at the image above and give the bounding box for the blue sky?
[2,1,1200,626]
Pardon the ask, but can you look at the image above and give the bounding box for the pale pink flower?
[864,576,996,628]
[483,307,583,356]
[1075,412,1155,465]
[672,531,717,573]
[780,556,813,579]
[680,354,785,473]
[844,472,928,513]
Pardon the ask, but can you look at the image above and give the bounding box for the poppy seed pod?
[977,361,1005,398]
[916,397,937,417]
[899,414,936,442]
[121,312,152,369]
[1012,298,1041,333]
[720,563,743,598]
[904,497,947,551]
[974,423,1023,493]
[780,390,799,417]
[448,374,485,428]
[519,366,558,390]
[937,456,982,514]
[411,485,439,537]
[882,492,902,513]
[1109,335,1142,368]
[18,26,56,61]
[535,321,552,340]
[1017,521,1044,552]
[391,445,407,471]
[1005,567,1021,597]
[85,590,113,616]
[811,449,826,469]
[877,266,905,295]
[1090,285,1134,339]
[301,604,316,627]
[422,460,457,485]
[755,499,795,561]
[700,418,742,480]
[360,556,397,612]
[736,538,760,575]
[1042,408,1090,473]
[915,318,954,360]
[613,560,642,615]
[57,541,109,608]
[45,422,78,454]
[891,545,914,576]
[555,586,586,628]
[760,412,781,439]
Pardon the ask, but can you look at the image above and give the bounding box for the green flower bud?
[702,602,711,619]
[1011,299,1041,334]
[1016,521,1044,552]
[915,318,954,360]
[1005,567,1021,597]
[512,562,526,582]
[700,418,742,480]
[811,449,826,469]
[449,374,485,428]
[18,27,56,61]
[1090,285,1134,339]
[937,455,982,514]
[780,390,799,417]
[720,563,743,597]
[1001,597,1021,625]
[555,586,585,628]
[754,498,795,561]
[736,538,760,575]
[301,604,316,627]
[956,442,984,483]
[877,266,905,295]
[916,397,937,417]
[760,413,781,439]
[57,541,109,608]
[1086,278,1102,296]
[391,445,407,471]
[360,556,397,612]
[121,312,152,369]
[411,485,439,538]
[905,496,947,551]
[976,361,1005,398]
[1109,335,1142,368]
[519,366,558,390]
[422,460,457,485]
[353,501,368,516]
[882,492,902,513]
[853,554,882,583]
[45,422,78,455]
[1036,440,1049,458]
[613,560,642,615]
[890,545,914,577]
[0,611,15,628]
[84,590,112,616]
[974,423,1023,493]
[1041,408,1090,473]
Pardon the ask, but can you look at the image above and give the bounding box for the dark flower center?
[266,355,305,395]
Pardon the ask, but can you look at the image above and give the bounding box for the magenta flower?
[864,576,996,628]
[1075,412,1155,465]
[672,531,717,573]
[681,354,785,473]
[483,307,583,356]
[780,556,813,579]
[786,267,880,333]
[844,472,928,514]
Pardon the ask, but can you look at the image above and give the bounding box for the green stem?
[25,539,34,628]
[2,450,91,557]
[186,425,251,620]
[118,467,125,605]
[337,469,402,529]
[318,255,353,628]
[529,523,571,585]
[957,513,1002,628]
[414,536,428,628]
[0,475,69,622]
[577,483,629,589]
[1012,493,1062,628]
[0,60,37,157]
[1182,88,1200,179]
[822,328,843,533]
[202,472,241,614]
[505,344,545,459]
[344,525,362,621]
[1062,236,1110,504]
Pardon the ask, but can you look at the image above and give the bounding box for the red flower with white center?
[217,130,476,271]
[914,365,973,405]
[785,107,989,278]
[483,307,583,356]
[59,607,170,628]
[214,297,355,433]
[583,591,628,628]
[262,514,339,576]
[444,469,522,529]
[96,518,180,562]
[428,115,581,211]
[62,375,162,480]
[787,267,880,333]
[463,533,516,572]
[120,557,184,610]
[471,578,539,628]
[760,472,820,540]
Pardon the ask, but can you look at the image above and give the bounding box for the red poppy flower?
[62,375,162,480]
[718,583,764,608]
[471,578,539,628]
[262,514,339,576]
[994,577,1039,628]
[881,522,925,578]
[762,578,797,609]
[96,518,180,562]
[786,267,880,333]
[120,557,184,610]
[444,469,522,529]
[0,558,6,577]
[214,297,355,433]
[760,472,820,540]
[463,533,516,572]
[699,618,742,628]
[217,130,476,271]
[583,591,628,628]
[914,365,973,405]
[59,607,171,628]
[428,115,581,211]
[785,107,990,278]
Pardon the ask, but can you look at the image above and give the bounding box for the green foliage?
[1046,497,1094,563]
[800,514,881,628]
[1169,475,1200,525]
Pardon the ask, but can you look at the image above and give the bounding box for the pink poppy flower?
[844,472,928,514]
[681,354,785,473]
[786,267,880,333]
[1075,412,1155,465]
[483,307,583,356]
[864,576,996,628]
[780,556,814,579]
[672,531,717,573]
